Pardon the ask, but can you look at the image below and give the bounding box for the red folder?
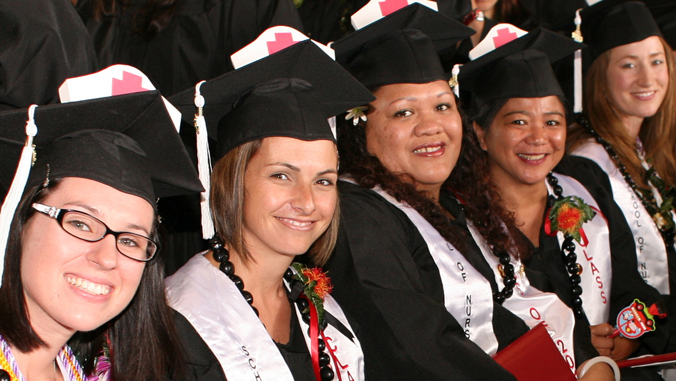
[617,352,676,368]
[492,322,577,381]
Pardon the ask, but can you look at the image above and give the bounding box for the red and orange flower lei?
[547,195,596,243]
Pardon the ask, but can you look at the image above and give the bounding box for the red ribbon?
[544,205,555,236]
[304,295,322,381]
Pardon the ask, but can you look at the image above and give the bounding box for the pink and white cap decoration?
[350,0,438,30]
[58,64,182,132]
[468,23,528,60]
[451,24,527,96]
[230,26,334,69]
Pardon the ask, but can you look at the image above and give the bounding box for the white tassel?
[574,50,583,113]
[572,9,584,114]
[0,105,38,287]
[194,81,215,240]
[449,64,461,98]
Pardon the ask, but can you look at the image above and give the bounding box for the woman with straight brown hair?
[166,37,372,381]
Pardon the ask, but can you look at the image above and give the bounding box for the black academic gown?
[326,180,528,381]
[515,156,666,380]
[77,0,304,96]
[0,0,97,110]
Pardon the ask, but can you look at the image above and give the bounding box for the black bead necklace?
[546,174,584,317]
[576,114,676,247]
[493,250,517,304]
[209,237,335,381]
[210,237,258,315]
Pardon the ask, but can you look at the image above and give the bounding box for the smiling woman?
[165,38,373,381]
[460,22,668,380]
[0,91,203,381]
[321,3,599,380]
[566,0,676,359]
[364,81,463,199]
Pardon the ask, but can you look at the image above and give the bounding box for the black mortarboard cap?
[581,1,662,59]
[645,0,676,50]
[0,91,203,205]
[436,0,472,22]
[333,3,475,89]
[169,40,374,160]
[459,28,581,109]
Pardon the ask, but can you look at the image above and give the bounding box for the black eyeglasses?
[31,203,159,262]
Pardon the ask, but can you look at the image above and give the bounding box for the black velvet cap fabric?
[214,78,340,159]
[333,3,474,89]
[581,1,662,59]
[646,0,676,50]
[459,28,581,109]
[169,40,374,161]
[436,0,472,21]
[0,91,203,205]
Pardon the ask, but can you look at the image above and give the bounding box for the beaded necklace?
[209,237,335,381]
[493,250,517,304]
[0,335,85,381]
[449,199,516,304]
[577,115,676,247]
[546,173,585,317]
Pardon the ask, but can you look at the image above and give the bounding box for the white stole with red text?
[166,253,365,381]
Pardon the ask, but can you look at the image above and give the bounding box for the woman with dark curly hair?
[460,22,668,380]
[325,3,612,380]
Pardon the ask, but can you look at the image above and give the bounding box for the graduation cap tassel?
[449,64,461,98]
[0,105,38,287]
[194,82,215,240]
[572,9,584,114]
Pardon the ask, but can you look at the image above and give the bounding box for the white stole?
[165,254,365,381]
[548,173,613,325]
[371,187,500,355]
[467,223,577,372]
[574,140,670,294]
